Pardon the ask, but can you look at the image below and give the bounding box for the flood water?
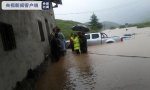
[34,27,150,90]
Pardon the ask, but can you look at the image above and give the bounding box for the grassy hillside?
[55,19,101,40]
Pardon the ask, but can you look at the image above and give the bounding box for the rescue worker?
[73,34,80,54]
[70,33,74,51]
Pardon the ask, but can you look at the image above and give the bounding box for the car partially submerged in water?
[121,34,132,39]
[85,33,122,45]
[66,33,123,48]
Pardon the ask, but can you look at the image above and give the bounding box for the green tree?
[97,23,103,29]
[89,13,103,30]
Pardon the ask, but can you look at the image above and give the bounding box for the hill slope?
[101,21,120,29]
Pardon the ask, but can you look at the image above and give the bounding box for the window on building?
[92,34,99,39]
[0,22,17,51]
[38,20,45,42]
[45,18,51,45]
[85,35,90,39]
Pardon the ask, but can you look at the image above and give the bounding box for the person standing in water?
[73,34,80,54]
[57,28,66,56]
[50,33,61,62]
[81,32,87,53]
[50,27,57,42]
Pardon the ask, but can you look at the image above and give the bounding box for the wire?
[126,0,150,23]
[135,10,150,23]
[55,0,143,15]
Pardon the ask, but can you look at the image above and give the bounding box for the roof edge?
[51,0,62,5]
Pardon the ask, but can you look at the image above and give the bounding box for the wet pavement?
[34,27,150,90]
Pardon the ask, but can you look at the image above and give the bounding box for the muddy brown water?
[35,27,150,90]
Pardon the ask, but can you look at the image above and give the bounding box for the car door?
[91,34,101,45]
[85,34,91,45]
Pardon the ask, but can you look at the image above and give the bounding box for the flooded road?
[35,27,150,90]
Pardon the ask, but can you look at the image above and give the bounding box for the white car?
[85,33,122,45]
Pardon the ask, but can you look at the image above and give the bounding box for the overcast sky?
[52,0,150,24]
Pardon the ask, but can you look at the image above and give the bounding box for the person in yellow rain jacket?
[73,34,80,54]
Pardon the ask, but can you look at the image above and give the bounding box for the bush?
[128,24,136,27]
[137,24,146,28]
[119,25,126,28]
[110,26,116,29]
[130,22,150,28]
[136,22,150,28]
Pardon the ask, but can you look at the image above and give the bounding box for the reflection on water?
[64,54,97,90]
[35,27,150,90]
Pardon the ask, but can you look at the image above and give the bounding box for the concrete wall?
[0,1,55,90]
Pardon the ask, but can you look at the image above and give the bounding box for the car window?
[92,34,99,39]
[85,35,90,39]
